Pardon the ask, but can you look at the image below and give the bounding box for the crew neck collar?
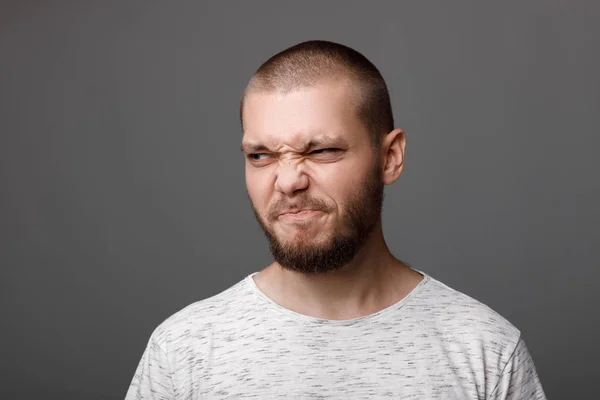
[245,270,430,326]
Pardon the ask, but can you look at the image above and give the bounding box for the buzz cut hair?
[240,40,394,144]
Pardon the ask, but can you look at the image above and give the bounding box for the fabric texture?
[125,271,546,399]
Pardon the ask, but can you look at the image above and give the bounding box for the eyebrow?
[241,136,349,154]
[240,142,270,153]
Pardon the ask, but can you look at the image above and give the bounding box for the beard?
[249,159,384,276]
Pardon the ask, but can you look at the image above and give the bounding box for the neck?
[254,224,423,320]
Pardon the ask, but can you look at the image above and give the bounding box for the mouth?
[278,209,324,220]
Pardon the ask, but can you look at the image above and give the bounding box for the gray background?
[1,1,598,399]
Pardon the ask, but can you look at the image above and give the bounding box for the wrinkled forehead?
[241,82,365,151]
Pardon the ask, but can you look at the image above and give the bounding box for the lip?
[278,209,323,219]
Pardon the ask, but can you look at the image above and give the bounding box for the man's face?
[241,80,384,275]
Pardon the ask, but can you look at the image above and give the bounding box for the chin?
[277,235,326,251]
[278,225,333,243]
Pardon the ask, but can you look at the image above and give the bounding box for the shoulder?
[411,273,523,359]
[416,273,521,336]
[147,275,253,350]
[406,273,531,392]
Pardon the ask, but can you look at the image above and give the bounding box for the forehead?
[241,81,366,150]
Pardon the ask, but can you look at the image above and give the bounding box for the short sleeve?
[125,334,176,400]
[489,336,547,400]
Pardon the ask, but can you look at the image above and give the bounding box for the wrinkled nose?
[274,160,309,196]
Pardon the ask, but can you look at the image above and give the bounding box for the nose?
[274,159,309,196]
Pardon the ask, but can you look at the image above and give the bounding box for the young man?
[126,40,546,399]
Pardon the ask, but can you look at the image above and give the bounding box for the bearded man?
[126,40,546,399]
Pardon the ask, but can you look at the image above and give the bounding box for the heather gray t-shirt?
[125,271,546,399]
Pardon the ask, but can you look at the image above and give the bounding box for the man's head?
[241,40,394,146]
[240,40,405,275]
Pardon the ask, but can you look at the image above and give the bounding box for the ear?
[381,128,406,185]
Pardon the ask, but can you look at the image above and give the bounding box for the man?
[125,40,546,399]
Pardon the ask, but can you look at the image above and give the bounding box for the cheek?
[315,162,369,199]
[246,171,271,207]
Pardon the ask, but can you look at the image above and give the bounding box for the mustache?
[267,196,331,219]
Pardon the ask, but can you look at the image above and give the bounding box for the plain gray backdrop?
[1,1,598,399]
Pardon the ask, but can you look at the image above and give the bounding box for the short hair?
[240,40,394,144]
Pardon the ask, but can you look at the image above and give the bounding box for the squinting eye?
[310,148,339,155]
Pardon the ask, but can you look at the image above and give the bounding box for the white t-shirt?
[125,271,546,399]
